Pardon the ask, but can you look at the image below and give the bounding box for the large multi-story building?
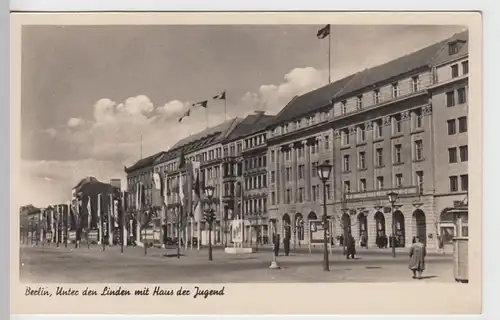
[153,119,240,244]
[125,151,165,208]
[121,30,468,250]
[265,30,468,249]
[221,111,275,244]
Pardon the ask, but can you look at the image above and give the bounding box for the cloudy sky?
[20,24,465,206]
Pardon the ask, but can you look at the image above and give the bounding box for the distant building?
[124,151,165,208]
[110,179,122,190]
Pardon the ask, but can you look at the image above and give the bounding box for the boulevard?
[20,245,453,283]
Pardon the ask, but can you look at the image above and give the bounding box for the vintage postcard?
[10,12,482,315]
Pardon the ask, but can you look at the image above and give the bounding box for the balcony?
[345,186,419,201]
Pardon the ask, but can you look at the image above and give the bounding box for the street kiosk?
[450,205,468,283]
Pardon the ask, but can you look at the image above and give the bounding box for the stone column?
[291,143,297,203]
[305,141,312,202]
[279,147,286,205]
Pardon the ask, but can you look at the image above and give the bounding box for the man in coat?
[409,236,426,279]
[273,233,281,257]
[283,227,291,256]
[346,233,356,259]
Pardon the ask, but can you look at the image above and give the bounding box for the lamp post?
[317,161,333,272]
[204,186,216,261]
[387,191,399,258]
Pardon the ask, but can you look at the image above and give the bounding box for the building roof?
[224,112,275,143]
[170,118,240,150]
[124,151,165,173]
[271,30,468,126]
[73,176,99,191]
[272,74,357,125]
[429,30,468,66]
[156,118,241,165]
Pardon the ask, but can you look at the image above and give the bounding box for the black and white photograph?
[10,12,482,315]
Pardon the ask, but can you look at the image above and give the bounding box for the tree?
[202,196,219,261]
[135,206,154,256]
[167,203,189,259]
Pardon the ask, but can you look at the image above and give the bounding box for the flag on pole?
[179,173,185,205]
[317,24,330,39]
[163,175,169,207]
[178,109,191,122]
[136,182,142,210]
[192,161,202,222]
[192,100,208,108]
[213,91,226,100]
[97,194,101,223]
[87,197,92,229]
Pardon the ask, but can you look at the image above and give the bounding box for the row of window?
[448,145,468,163]
[447,117,468,135]
[340,109,425,146]
[343,171,424,194]
[244,155,267,170]
[272,74,429,138]
[446,87,467,107]
[343,140,424,172]
[450,60,469,79]
[244,174,267,190]
[244,198,267,215]
[244,133,266,150]
[449,174,469,192]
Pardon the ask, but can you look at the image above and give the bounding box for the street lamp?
[387,191,399,258]
[204,186,216,261]
[317,161,333,272]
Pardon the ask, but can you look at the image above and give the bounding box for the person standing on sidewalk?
[409,236,426,279]
[346,233,356,259]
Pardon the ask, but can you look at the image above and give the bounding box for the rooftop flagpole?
[316,24,331,84]
[328,30,331,84]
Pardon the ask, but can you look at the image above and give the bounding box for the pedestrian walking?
[409,236,426,279]
[346,233,356,259]
[273,233,281,257]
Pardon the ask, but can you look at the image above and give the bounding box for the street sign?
[309,220,324,244]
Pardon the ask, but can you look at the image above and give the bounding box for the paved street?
[20,244,454,283]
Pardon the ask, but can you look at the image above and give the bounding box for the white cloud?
[67,117,84,127]
[42,128,57,138]
[239,67,326,114]
[157,100,189,118]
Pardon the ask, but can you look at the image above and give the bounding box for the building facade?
[266,30,468,249]
[153,119,241,244]
[221,112,275,244]
[125,151,165,209]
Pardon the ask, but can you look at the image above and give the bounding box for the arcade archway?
[393,210,405,247]
[307,211,317,220]
[412,209,427,244]
[374,211,386,248]
[294,213,304,241]
[357,212,368,240]
[341,213,351,234]
[282,213,291,240]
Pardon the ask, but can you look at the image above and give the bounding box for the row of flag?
[178,91,226,123]
[133,153,205,223]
